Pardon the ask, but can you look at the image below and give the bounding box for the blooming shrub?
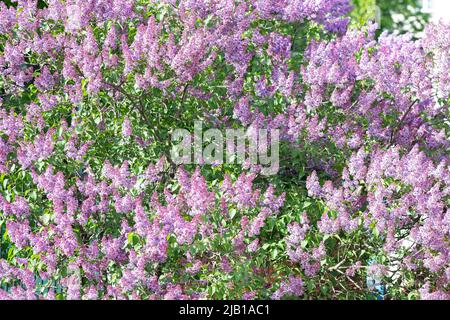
[0,0,448,300]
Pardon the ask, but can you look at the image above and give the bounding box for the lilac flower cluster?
[0,0,448,300]
[305,145,449,298]
[0,161,286,299]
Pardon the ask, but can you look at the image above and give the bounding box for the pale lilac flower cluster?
[0,156,285,299]
[305,145,449,296]
[271,276,303,300]
[0,0,448,301]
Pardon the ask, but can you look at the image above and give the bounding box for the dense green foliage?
[351,0,430,34]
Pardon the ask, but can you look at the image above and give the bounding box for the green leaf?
[229,208,237,219]
[271,248,279,260]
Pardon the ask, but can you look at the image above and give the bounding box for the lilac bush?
[0,0,448,300]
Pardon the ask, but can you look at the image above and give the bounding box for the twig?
[104,82,177,170]
[388,100,418,146]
